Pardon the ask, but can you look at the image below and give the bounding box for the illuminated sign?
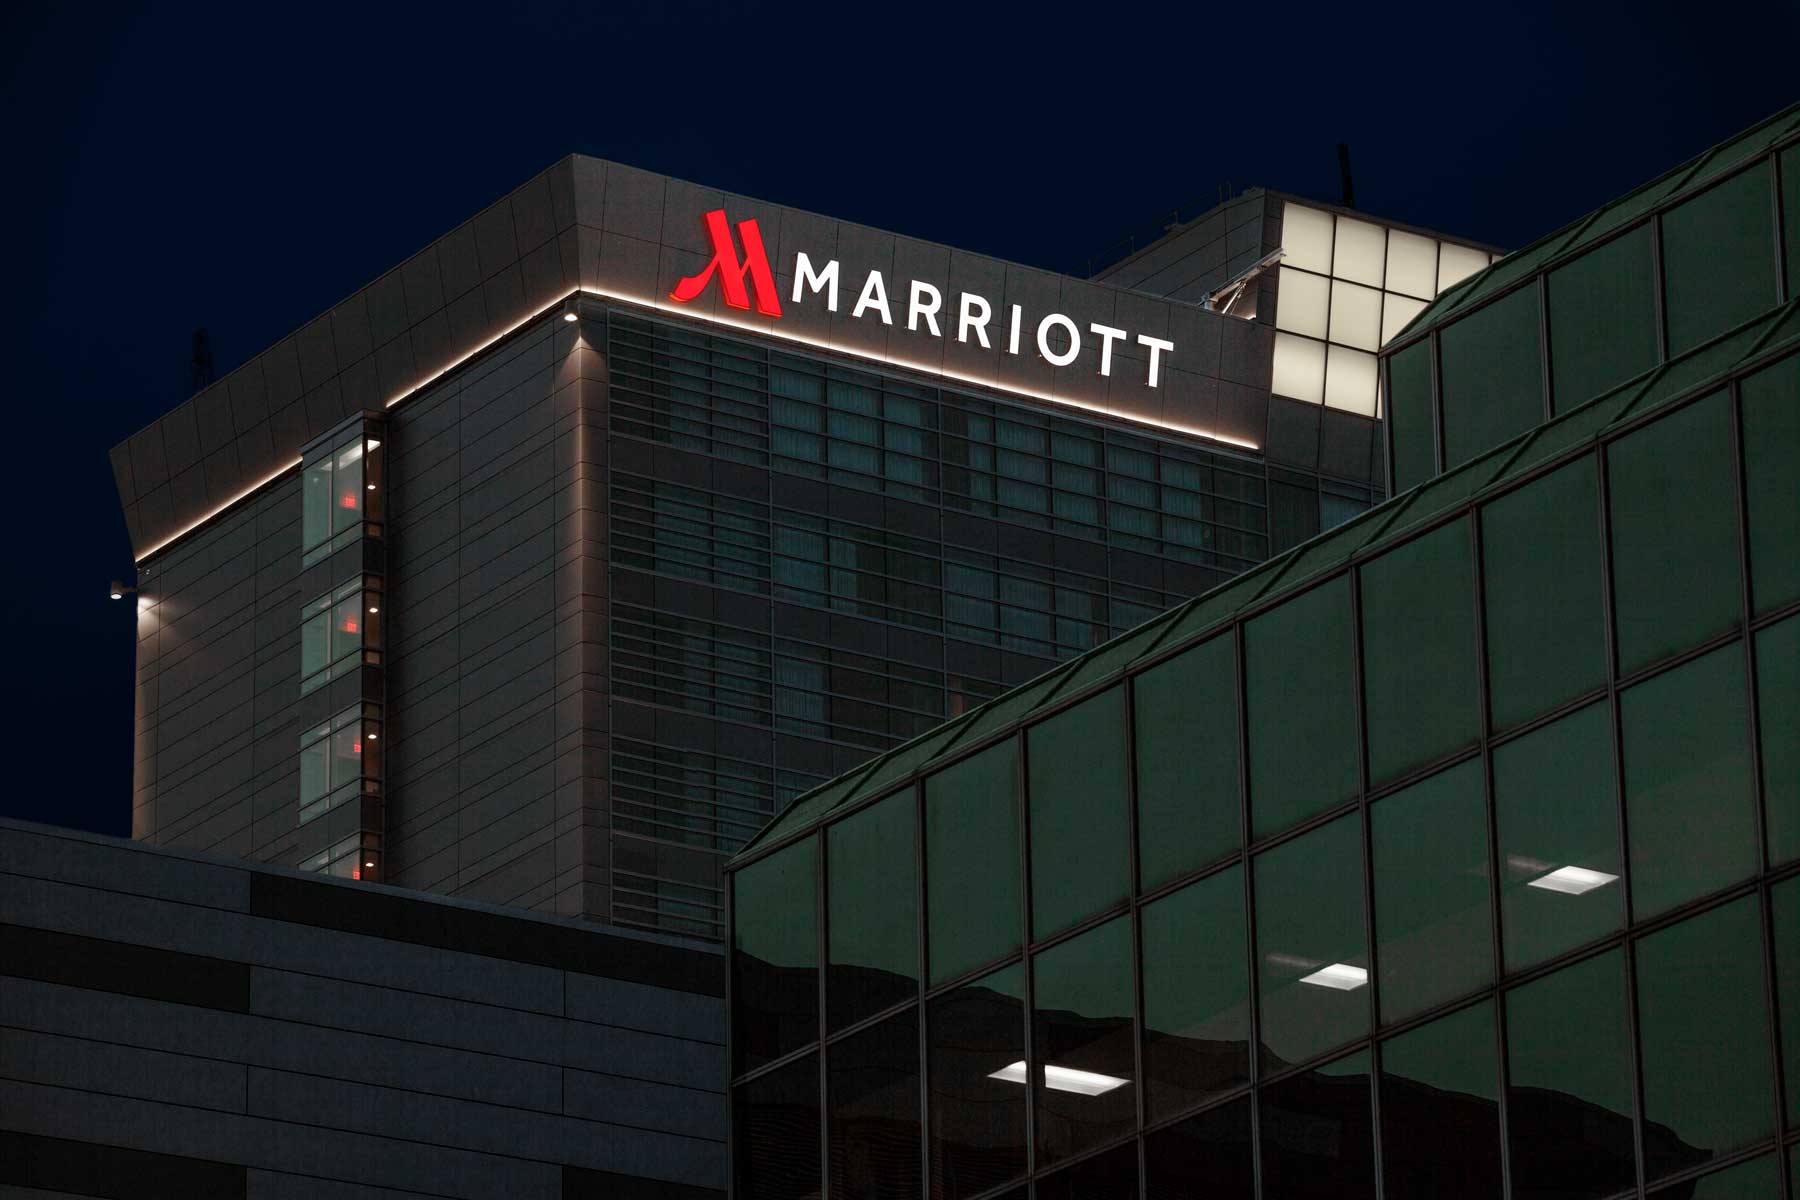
[670,209,1175,389]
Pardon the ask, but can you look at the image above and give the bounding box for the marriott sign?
[670,209,1177,390]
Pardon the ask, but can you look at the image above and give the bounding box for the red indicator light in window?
[340,618,359,635]
[352,866,362,880]
[340,492,358,509]
[352,740,362,754]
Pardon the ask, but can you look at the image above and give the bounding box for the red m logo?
[669,209,782,317]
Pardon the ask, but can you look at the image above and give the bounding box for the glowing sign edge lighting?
[136,285,1260,562]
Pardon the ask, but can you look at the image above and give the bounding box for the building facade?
[723,104,1800,1200]
[0,817,724,1198]
[112,157,1492,943]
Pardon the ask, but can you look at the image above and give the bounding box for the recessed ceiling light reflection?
[986,1061,1129,1096]
[1298,963,1368,990]
[1526,865,1618,895]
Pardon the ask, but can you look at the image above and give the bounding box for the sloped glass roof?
[1388,101,1800,347]
[729,297,1800,867]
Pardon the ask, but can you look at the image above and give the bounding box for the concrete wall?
[0,818,724,1199]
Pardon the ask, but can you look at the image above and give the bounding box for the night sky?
[4,0,1793,838]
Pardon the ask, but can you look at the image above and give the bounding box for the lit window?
[299,705,382,824]
[1324,345,1379,416]
[1332,217,1386,287]
[1437,243,1490,293]
[1385,230,1438,299]
[1328,280,1383,352]
[1272,333,1326,405]
[1381,294,1428,345]
[1281,203,1335,274]
[1275,267,1330,339]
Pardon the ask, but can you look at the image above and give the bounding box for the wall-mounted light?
[563,312,578,323]
[109,580,137,601]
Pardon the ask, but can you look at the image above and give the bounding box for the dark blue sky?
[3,0,1794,837]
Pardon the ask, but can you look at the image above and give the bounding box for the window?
[1547,224,1658,413]
[1505,950,1636,1200]
[299,578,383,695]
[1255,814,1368,1069]
[925,742,1021,984]
[827,790,918,1031]
[1031,916,1135,1164]
[1740,355,1800,614]
[1387,339,1436,493]
[1360,519,1481,784]
[1245,578,1359,839]
[1635,896,1774,1182]
[1607,392,1742,674]
[735,1053,820,1200]
[1494,701,1622,971]
[1371,760,1491,1023]
[1758,617,1799,867]
[928,963,1026,1199]
[1380,1002,1502,1200]
[297,707,380,825]
[1132,635,1240,890]
[1143,1097,1253,1200]
[1661,162,1778,356]
[1621,642,1755,919]
[1438,285,1545,470]
[1480,456,1607,730]
[301,429,383,563]
[1650,1155,1782,1198]
[1034,1143,1136,1200]
[304,832,378,879]
[829,1009,921,1200]
[1785,143,1800,294]
[1027,687,1129,938]
[1259,1051,1376,1200]
[731,837,817,1072]
[1773,877,1800,1128]
[1141,865,1250,1118]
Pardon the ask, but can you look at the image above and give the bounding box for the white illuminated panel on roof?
[1275,201,1501,418]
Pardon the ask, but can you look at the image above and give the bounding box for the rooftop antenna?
[1337,143,1356,209]
[191,327,214,392]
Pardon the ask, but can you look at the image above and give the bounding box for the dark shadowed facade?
[723,104,1800,1200]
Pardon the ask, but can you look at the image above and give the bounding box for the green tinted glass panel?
[1141,865,1250,1118]
[1033,916,1135,1164]
[926,741,1021,984]
[828,1009,920,1200]
[1028,687,1130,938]
[1506,950,1636,1200]
[1663,161,1778,356]
[1622,642,1756,918]
[827,790,918,1030]
[1636,897,1773,1181]
[1480,456,1608,729]
[732,837,818,1071]
[1133,635,1240,890]
[1740,355,1800,613]
[1494,701,1622,971]
[735,1052,820,1200]
[1361,519,1481,783]
[1260,1050,1375,1200]
[1439,285,1545,470]
[928,963,1026,1198]
[1775,877,1800,1126]
[1608,392,1742,674]
[1380,1002,1502,1200]
[300,611,330,679]
[1785,144,1800,294]
[1388,340,1437,492]
[1663,1155,1781,1199]
[1255,814,1367,1069]
[1372,760,1491,1023]
[1547,224,1659,414]
[1246,577,1359,838]
[1760,617,1800,866]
